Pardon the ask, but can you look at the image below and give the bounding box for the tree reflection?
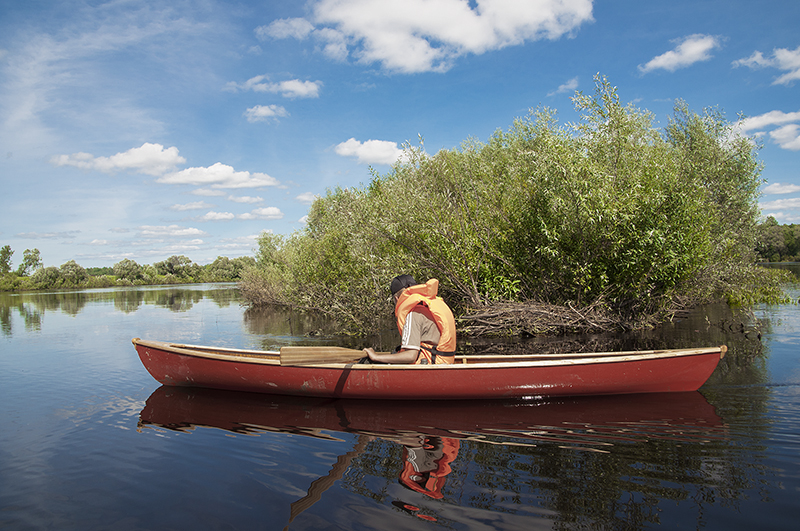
[0,285,241,336]
[138,387,773,530]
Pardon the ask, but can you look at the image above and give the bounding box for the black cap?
[390,274,416,295]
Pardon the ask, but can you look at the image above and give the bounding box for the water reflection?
[139,386,735,528]
[0,284,239,336]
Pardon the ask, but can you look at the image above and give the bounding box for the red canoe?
[132,338,726,400]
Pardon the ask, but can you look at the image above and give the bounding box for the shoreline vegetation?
[2,78,796,337]
[237,77,793,336]
[0,253,254,292]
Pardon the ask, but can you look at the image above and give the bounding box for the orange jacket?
[399,437,461,499]
[394,279,456,364]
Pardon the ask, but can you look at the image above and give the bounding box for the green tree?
[0,245,13,275]
[16,248,42,276]
[31,266,62,288]
[155,255,195,278]
[113,259,143,281]
[59,260,88,287]
[240,75,787,333]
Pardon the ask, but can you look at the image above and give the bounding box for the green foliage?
[1,249,251,292]
[0,245,12,275]
[757,217,800,262]
[113,259,143,281]
[16,249,42,276]
[204,256,255,282]
[87,266,113,276]
[240,75,785,332]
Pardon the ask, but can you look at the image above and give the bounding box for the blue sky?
[1,0,798,268]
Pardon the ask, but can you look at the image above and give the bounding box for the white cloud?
[335,137,404,165]
[760,198,800,211]
[51,143,185,176]
[316,27,350,61]
[170,201,214,211]
[158,162,280,189]
[735,110,800,151]
[227,76,322,98]
[244,104,289,123]
[264,0,594,73]
[218,234,261,250]
[737,110,800,133]
[296,192,320,204]
[15,231,80,240]
[763,183,800,195]
[639,34,722,73]
[228,195,263,204]
[733,45,800,85]
[256,17,315,40]
[191,188,227,197]
[770,124,800,151]
[732,51,772,69]
[548,76,578,96]
[198,211,235,221]
[138,225,206,237]
[239,207,284,220]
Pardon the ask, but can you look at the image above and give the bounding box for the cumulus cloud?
[228,195,263,204]
[226,75,322,98]
[51,142,185,175]
[763,183,800,195]
[733,45,800,85]
[244,104,289,123]
[335,138,405,165]
[256,17,315,40]
[770,124,800,151]
[198,211,235,221]
[239,207,284,220]
[760,198,800,211]
[260,0,594,73]
[158,162,280,189]
[296,192,320,204]
[137,225,206,237]
[735,110,800,151]
[170,201,214,211]
[191,188,227,197]
[639,34,722,73]
[548,76,578,96]
[737,110,800,133]
[218,234,261,250]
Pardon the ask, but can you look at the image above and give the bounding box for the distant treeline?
[758,218,800,262]
[0,246,254,292]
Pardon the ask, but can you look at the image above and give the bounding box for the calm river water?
[1,276,799,530]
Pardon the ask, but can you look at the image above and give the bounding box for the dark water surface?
[1,281,799,530]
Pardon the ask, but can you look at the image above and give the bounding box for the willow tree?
[241,76,787,334]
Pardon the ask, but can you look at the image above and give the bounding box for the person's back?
[363,275,456,364]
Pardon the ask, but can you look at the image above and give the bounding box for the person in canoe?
[363,274,457,364]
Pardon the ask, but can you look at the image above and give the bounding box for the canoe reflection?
[139,387,727,526]
[139,385,725,448]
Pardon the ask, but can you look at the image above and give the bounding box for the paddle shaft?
[280,346,373,366]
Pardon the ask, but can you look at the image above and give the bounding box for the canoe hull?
[133,339,724,400]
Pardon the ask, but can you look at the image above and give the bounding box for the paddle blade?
[280,346,367,366]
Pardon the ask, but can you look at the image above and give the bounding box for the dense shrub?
[241,76,789,333]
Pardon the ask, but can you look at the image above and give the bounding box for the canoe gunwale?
[132,338,726,370]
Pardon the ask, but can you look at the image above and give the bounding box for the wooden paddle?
[280,346,379,366]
